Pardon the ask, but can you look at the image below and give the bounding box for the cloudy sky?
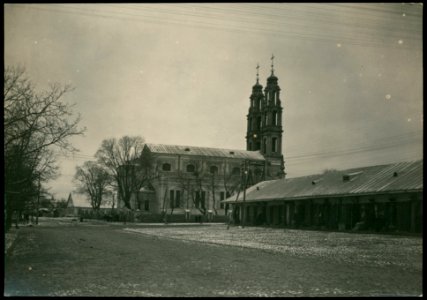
[4,3,423,200]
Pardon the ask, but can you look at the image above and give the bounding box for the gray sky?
[4,3,423,200]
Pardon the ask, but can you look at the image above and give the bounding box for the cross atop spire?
[256,63,260,83]
[271,54,275,75]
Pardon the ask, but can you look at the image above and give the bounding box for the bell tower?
[246,64,263,152]
[261,55,285,179]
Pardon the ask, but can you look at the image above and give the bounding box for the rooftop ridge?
[145,142,263,154]
[285,159,423,180]
[145,143,266,161]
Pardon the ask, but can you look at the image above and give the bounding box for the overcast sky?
[4,3,423,200]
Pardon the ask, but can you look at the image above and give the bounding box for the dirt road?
[4,220,422,296]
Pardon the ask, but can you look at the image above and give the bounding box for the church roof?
[223,160,423,203]
[145,143,265,161]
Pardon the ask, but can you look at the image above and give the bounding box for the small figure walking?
[226,209,233,230]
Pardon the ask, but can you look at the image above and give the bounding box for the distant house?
[222,160,423,233]
[65,193,77,216]
[65,192,113,216]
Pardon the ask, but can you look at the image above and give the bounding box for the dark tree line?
[4,66,85,231]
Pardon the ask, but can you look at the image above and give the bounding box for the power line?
[285,129,423,154]
[285,141,422,165]
[111,3,422,46]
[17,4,421,51]
[210,3,422,35]
[217,3,422,40]
[285,134,422,161]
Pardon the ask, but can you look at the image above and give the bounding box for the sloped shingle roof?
[223,160,423,203]
[145,143,265,161]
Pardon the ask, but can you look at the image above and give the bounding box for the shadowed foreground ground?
[4,218,422,296]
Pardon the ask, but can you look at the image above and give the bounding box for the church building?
[120,57,286,222]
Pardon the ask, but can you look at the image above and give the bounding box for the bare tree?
[210,171,218,216]
[4,66,85,231]
[176,160,209,217]
[222,163,241,202]
[74,161,112,210]
[95,136,154,210]
[193,165,208,217]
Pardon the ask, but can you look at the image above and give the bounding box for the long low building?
[222,160,423,233]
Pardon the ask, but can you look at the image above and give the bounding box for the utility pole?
[35,175,41,225]
[186,178,190,222]
[242,160,248,228]
[229,173,242,230]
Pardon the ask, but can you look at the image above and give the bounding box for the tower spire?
[270,54,275,75]
[256,63,260,84]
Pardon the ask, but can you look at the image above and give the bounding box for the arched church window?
[232,167,240,175]
[210,166,218,174]
[162,163,171,171]
[186,164,195,173]
[273,111,279,126]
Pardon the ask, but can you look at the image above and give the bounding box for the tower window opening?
[263,138,267,153]
[274,111,279,126]
[272,137,277,153]
[257,117,262,130]
[186,164,195,172]
[257,99,261,110]
[265,113,268,126]
[162,163,171,171]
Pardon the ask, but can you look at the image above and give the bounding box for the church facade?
[119,59,286,221]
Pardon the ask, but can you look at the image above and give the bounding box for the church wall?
[130,152,265,219]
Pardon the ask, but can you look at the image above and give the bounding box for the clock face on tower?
[253,134,257,138]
